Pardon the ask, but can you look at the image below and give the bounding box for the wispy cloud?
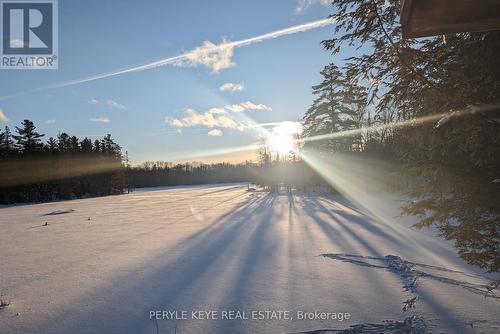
[166,108,238,129]
[226,101,271,112]
[44,119,56,124]
[207,107,225,114]
[0,17,337,100]
[88,97,99,105]
[167,100,271,131]
[219,82,244,92]
[208,129,223,137]
[174,40,235,73]
[0,109,8,123]
[295,0,331,13]
[89,117,111,123]
[107,99,126,110]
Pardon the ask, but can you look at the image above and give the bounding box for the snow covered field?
[0,184,499,333]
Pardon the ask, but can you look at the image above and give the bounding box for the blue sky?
[0,0,346,164]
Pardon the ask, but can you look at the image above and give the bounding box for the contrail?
[0,17,337,100]
[228,17,335,48]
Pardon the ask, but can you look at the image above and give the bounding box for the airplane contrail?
[0,17,337,100]
[228,17,335,48]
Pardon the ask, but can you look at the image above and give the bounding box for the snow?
[0,183,499,333]
[43,208,75,216]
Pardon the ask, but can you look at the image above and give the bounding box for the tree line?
[301,0,500,272]
[127,161,251,188]
[127,156,328,192]
[0,120,125,203]
[0,120,329,204]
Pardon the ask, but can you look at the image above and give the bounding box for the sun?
[268,121,303,155]
[269,133,294,155]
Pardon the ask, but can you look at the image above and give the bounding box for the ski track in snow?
[296,315,428,333]
[322,254,499,313]
[0,183,499,334]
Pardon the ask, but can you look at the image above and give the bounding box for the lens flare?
[268,121,303,155]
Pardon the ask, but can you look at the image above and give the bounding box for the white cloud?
[0,109,8,123]
[166,100,272,132]
[225,104,246,113]
[241,101,271,110]
[219,82,244,92]
[107,99,126,110]
[88,97,99,104]
[89,117,110,123]
[174,40,235,73]
[169,119,184,128]
[208,129,223,137]
[166,108,238,129]
[44,119,56,124]
[165,101,272,132]
[226,101,272,113]
[295,0,331,13]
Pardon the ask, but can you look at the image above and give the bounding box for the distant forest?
[0,120,328,204]
[127,155,327,193]
[0,120,125,203]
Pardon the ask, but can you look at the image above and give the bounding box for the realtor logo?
[1,0,58,69]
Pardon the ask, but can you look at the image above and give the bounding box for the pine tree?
[57,133,71,152]
[315,0,500,272]
[69,136,79,152]
[303,64,367,152]
[3,126,15,153]
[12,120,44,153]
[93,139,101,153]
[101,134,121,156]
[45,137,58,152]
[0,120,130,203]
[80,138,93,153]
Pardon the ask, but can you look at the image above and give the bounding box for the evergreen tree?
[57,132,71,152]
[80,137,93,153]
[45,137,58,153]
[0,120,128,204]
[0,126,15,157]
[303,64,367,152]
[101,134,120,155]
[12,120,44,153]
[70,136,79,152]
[93,139,101,153]
[315,0,500,272]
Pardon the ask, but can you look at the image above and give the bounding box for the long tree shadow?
[300,196,384,257]
[310,196,408,248]
[206,195,279,333]
[11,192,261,294]
[309,194,484,330]
[299,195,467,329]
[318,195,432,246]
[30,193,277,334]
[309,195,469,270]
